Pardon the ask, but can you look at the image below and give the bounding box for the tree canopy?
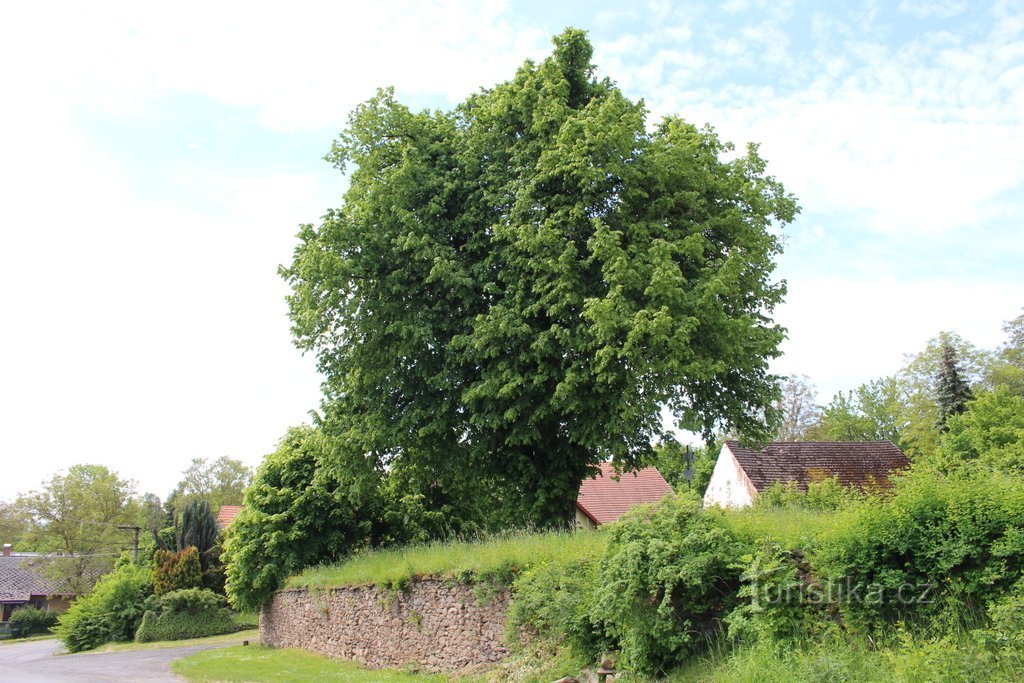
[282,29,798,526]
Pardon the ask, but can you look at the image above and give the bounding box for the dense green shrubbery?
[135,588,240,642]
[8,606,59,636]
[592,494,744,674]
[153,546,203,595]
[505,555,606,656]
[55,561,153,652]
[756,476,860,511]
[816,469,1024,629]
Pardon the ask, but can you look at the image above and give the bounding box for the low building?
[0,544,73,625]
[703,440,911,508]
[575,463,674,530]
[216,505,243,530]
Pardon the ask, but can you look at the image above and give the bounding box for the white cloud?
[772,275,1024,400]
[1,0,550,132]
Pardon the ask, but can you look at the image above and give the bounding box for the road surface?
[0,635,248,682]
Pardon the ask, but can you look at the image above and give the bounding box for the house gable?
[575,463,673,527]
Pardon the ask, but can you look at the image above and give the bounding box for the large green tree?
[282,29,798,526]
[16,464,141,592]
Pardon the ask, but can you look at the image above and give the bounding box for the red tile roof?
[576,463,674,525]
[725,440,910,493]
[216,505,243,529]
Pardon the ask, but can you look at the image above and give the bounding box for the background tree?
[648,437,720,495]
[166,456,252,515]
[15,465,141,592]
[774,375,821,441]
[808,377,910,449]
[988,309,1024,395]
[282,28,798,527]
[935,340,974,430]
[938,388,1024,474]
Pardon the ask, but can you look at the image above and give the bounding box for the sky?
[1,0,1022,500]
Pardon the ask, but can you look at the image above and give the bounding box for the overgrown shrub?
[134,588,240,643]
[591,493,745,675]
[153,546,202,595]
[756,477,859,511]
[506,555,607,656]
[55,562,153,652]
[727,541,835,644]
[817,469,1024,630]
[8,606,59,636]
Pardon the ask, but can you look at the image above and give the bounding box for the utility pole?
[117,525,141,563]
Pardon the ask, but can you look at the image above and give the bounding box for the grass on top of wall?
[287,529,608,591]
[714,505,845,547]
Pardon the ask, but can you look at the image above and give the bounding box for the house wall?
[703,444,755,508]
[574,507,598,530]
[260,579,509,674]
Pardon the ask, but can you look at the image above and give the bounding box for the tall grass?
[714,505,847,547]
[286,529,608,590]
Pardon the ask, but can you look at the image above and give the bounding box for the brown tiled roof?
[216,505,243,529]
[0,555,71,602]
[725,440,910,493]
[576,463,674,525]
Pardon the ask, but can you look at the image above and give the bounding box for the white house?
[703,440,910,508]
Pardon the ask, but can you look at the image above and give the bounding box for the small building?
[0,544,73,626]
[216,505,243,530]
[703,440,911,508]
[575,463,674,530]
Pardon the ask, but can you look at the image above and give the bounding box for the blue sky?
[1,0,1022,498]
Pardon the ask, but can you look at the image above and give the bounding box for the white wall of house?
[703,444,755,508]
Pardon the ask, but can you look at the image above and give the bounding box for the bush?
[153,546,203,595]
[134,588,241,643]
[55,562,153,652]
[756,477,859,511]
[591,493,745,675]
[817,469,1024,631]
[506,555,607,656]
[8,606,59,636]
[727,542,835,644]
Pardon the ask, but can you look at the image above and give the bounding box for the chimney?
[2,544,11,557]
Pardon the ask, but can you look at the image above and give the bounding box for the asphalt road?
[0,636,248,682]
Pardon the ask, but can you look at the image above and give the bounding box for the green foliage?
[816,469,1024,630]
[134,588,239,643]
[14,464,141,593]
[288,529,605,592]
[648,437,718,495]
[167,456,252,517]
[591,494,744,674]
[55,562,153,652]
[505,555,607,656]
[755,477,859,512]
[939,388,1024,474]
[936,340,974,430]
[282,28,797,528]
[808,377,910,449]
[8,606,59,636]
[727,542,833,644]
[153,546,203,595]
[223,426,384,611]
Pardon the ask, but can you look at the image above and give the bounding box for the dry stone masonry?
[260,579,510,674]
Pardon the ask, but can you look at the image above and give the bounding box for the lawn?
[172,645,448,682]
[288,529,607,589]
[88,629,258,654]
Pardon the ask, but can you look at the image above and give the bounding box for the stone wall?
[259,580,510,674]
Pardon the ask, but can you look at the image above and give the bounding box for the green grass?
[87,629,258,654]
[172,645,448,682]
[0,633,57,645]
[287,529,607,590]
[715,506,845,547]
